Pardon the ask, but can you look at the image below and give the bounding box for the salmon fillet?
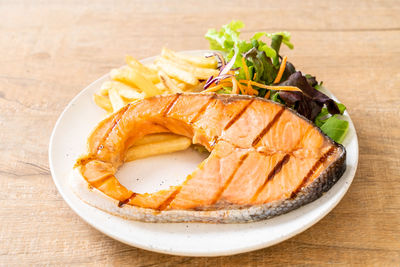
[72,93,346,223]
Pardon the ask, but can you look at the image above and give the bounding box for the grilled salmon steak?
[71,93,346,223]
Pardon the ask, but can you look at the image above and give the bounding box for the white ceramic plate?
[49,50,358,257]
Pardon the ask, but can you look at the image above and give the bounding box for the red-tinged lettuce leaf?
[279,91,323,121]
[280,61,296,82]
[243,47,277,84]
[304,74,318,87]
[278,71,340,115]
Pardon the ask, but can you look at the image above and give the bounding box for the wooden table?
[1,0,399,265]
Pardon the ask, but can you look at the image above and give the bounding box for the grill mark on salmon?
[209,136,218,148]
[291,146,336,198]
[252,108,285,146]
[223,99,254,131]
[162,93,181,116]
[212,153,249,204]
[157,187,182,211]
[96,105,130,153]
[189,94,216,124]
[118,192,136,207]
[251,154,291,201]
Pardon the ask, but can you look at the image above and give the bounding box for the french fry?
[125,135,191,161]
[162,47,218,69]
[161,48,219,80]
[183,55,218,69]
[138,70,160,84]
[101,81,144,101]
[126,55,160,83]
[93,94,113,113]
[110,67,163,97]
[100,85,109,96]
[146,64,158,73]
[155,82,167,91]
[158,71,182,93]
[171,78,187,91]
[133,133,183,146]
[108,88,126,112]
[155,58,199,85]
[186,81,206,92]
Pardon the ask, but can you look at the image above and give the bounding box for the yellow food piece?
[133,133,184,146]
[108,88,126,112]
[110,67,163,97]
[125,135,191,161]
[158,70,182,93]
[155,58,199,85]
[161,47,218,69]
[93,94,113,113]
[101,81,144,101]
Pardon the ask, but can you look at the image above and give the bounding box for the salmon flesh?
[72,93,346,223]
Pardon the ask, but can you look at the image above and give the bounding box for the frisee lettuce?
[205,20,293,84]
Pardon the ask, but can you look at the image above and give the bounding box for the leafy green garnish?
[205,20,244,53]
[315,103,348,142]
[243,47,276,83]
[315,108,330,127]
[270,91,285,104]
[337,103,346,114]
[314,84,323,91]
[253,32,293,66]
[205,20,293,83]
[320,115,349,143]
[316,103,346,127]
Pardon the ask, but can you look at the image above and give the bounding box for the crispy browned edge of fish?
[71,93,347,223]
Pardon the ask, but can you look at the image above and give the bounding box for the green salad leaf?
[315,103,348,142]
[320,115,349,143]
[270,91,285,104]
[337,103,346,114]
[314,108,330,127]
[205,20,244,52]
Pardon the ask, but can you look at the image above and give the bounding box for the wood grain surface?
[1,0,399,265]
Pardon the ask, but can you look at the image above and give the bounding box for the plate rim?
[48,49,359,256]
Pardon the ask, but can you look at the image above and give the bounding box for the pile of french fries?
[93,48,218,161]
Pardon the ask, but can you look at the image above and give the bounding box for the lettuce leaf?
[279,71,340,116]
[205,20,244,52]
[205,20,294,83]
[314,108,330,127]
[320,115,349,143]
[315,103,347,142]
[315,103,346,127]
[243,47,276,84]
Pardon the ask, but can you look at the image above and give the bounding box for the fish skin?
[72,93,346,223]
